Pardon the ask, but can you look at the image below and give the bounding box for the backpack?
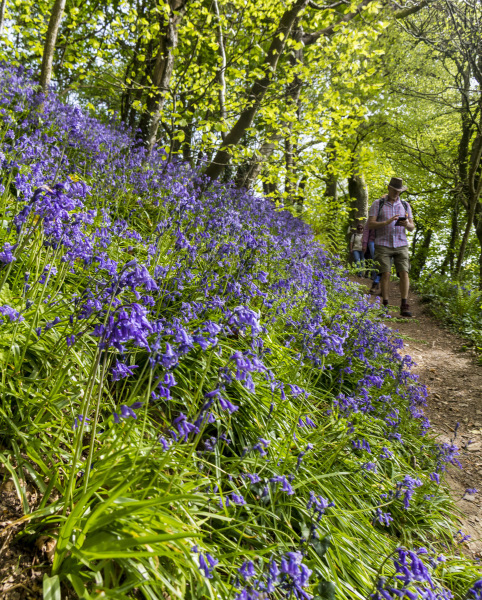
[376,195,409,221]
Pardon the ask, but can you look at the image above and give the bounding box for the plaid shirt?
[368,195,413,248]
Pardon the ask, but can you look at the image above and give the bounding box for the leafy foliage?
[416,274,482,361]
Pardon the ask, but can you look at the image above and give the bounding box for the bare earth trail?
[360,277,482,558]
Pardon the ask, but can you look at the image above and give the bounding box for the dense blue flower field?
[0,63,480,599]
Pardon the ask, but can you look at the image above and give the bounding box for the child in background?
[362,223,381,294]
[349,224,365,277]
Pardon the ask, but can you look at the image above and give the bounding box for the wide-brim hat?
[388,177,408,193]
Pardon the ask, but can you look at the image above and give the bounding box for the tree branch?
[308,0,349,10]
[302,0,374,46]
[204,0,311,181]
[393,0,432,19]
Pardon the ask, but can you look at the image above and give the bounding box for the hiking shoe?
[400,303,412,318]
[370,282,380,295]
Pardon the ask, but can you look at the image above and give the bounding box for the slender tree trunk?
[324,139,338,206]
[204,0,310,181]
[142,0,188,153]
[263,180,279,201]
[237,132,282,189]
[39,0,67,92]
[454,198,475,277]
[411,227,432,278]
[348,172,368,226]
[213,0,227,137]
[454,69,481,277]
[475,205,482,290]
[294,172,307,212]
[0,0,8,36]
[443,201,459,275]
[284,26,304,204]
[455,130,482,277]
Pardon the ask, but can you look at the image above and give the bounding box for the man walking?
[367,177,414,317]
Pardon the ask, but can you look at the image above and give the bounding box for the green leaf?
[43,575,61,600]
[312,535,331,559]
[316,580,336,600]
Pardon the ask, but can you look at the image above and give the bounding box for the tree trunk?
[294,172,307,212]
[325,173,337,202]
[204,0,310,181]
[442,202,459,275]
[213,0,227,136]
[142,0,188,153]
[284,28,303,203]
[347,172,368,226]
[39,0,67,92]
[0,0,8,36]
[454,130,482,277]
[411,227,432,279]
[236,133,282,189]
[476,205,482,290]
[453,68,481,277]
[323,138,338,203]
[263,180,279,201]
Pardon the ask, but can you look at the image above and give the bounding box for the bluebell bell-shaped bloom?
[230,492,246,505]
[244,473,260,484]
[0,243,16,263]
[218,395,239,413]
[238,561,256,579]
[120,404,137,419]
[172,413,199,441]
[270,475,294,495]
[111,360,139,381]
[253,438,269,456]
[73,414,91,429]
[0,305,24,322]
[198,553,218,578]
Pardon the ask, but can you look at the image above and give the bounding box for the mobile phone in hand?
[395,217,407,226]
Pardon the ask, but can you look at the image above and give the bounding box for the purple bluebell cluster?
[233,551,313,599]
[467,580,482,599]
[372,549,454,600]
[0,63,475,598]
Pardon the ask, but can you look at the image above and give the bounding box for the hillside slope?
[0,63,480,600]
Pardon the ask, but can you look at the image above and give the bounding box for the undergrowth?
[0,64,480,600]
[416,274,482,361]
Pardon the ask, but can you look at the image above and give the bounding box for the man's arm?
[368,215,398,229]
[402,218,415,232]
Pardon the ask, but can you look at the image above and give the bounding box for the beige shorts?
[374,245,410,274]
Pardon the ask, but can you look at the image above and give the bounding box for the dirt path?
[361,276,482,558]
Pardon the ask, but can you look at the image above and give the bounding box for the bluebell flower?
[73,414,91,429]
[120,404,137,419]
[0,305,24,322]
[199,553,218,578]
[238,560,256,579]
[0,242,16,263]
[111,360,139,381]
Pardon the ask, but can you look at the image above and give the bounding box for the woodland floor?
[360,275,482,559]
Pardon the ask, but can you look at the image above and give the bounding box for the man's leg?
[380,272,391,303]
[399,270,409,300]
[395,246,412,317]
[374,246,392,305]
